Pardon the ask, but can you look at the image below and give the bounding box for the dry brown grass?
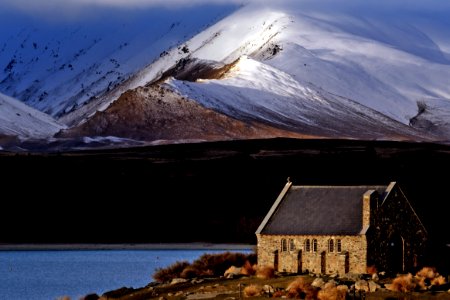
[272,290,285,298]
[387,273,416,292]
[387,267,448,292]
[415,266,446,288]
[256,265,275,279]
[244,284,263,297]
[431,275,446,286]
[286,277,317,299]
[416,267,437,279]
[317,285,347,300]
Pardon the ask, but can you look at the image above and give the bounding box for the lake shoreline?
[0,243,254,251]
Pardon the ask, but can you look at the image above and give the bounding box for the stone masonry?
[257,234,367,274]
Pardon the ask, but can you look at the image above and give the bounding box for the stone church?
[256,180,427,275]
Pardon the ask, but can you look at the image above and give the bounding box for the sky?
[0,0,246,11]
[2,0,450,15]
[0,0,249,22]
[1,0,450,25]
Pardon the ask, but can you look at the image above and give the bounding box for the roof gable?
[258,184,387,235]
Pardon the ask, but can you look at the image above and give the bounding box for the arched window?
[312,239,318,252]
[328,239,334,252]
[289,239,295,251]
[281,239,287,252]
[337,239,342,252]
[305,239,311,252]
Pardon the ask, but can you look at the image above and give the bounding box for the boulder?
[311,278,325,288]
[263,285,275,294]
[224,266,242,277]
[170,278,188,285]
[368,280,380,292]
[355,280,369,292]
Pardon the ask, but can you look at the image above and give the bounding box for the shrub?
[180,265,201,279]
[388,273,416,292]
[286,277,317,299]
[318,283,346,300]
[152,251,256,282]
[256,265,275,279]
[241,260,257,276]
[416,267,436,279]
[244,284,263,297]
[387,267,448,292]
[153,261,190,283]
[415,266,446,288]
[272,290,285,298]
[366,265,377,275]
[431,275,446,286]
[190,251,250,277]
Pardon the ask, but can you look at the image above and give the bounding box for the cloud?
[1,0,449,21]
[0,0,247,22]
[0,0,246,11]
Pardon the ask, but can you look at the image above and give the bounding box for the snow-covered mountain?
[0,92,64,140]
[3,1,450,146]
[0,3,239,117]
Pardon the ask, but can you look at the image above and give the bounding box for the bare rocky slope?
[58,85,312,143]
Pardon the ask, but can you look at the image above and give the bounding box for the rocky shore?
[76,269,450,300]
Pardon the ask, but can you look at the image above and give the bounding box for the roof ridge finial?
[287,177,291,183]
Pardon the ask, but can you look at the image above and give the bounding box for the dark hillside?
[1,138,449,255]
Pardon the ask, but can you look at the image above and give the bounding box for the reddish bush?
[153,261,190,283]
[286,277,317,299]
[153,251,256,282]
[366,265,377,275]
[180,265,201,279]
[241,260,257,276]
[190,252,251,277]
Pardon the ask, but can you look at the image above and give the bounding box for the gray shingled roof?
[260,185,387,235]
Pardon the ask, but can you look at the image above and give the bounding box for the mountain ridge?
[1,1,450,148]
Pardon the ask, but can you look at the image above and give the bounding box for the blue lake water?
[0,249,251,300]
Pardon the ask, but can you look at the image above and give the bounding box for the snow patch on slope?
[0,93,65,138]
